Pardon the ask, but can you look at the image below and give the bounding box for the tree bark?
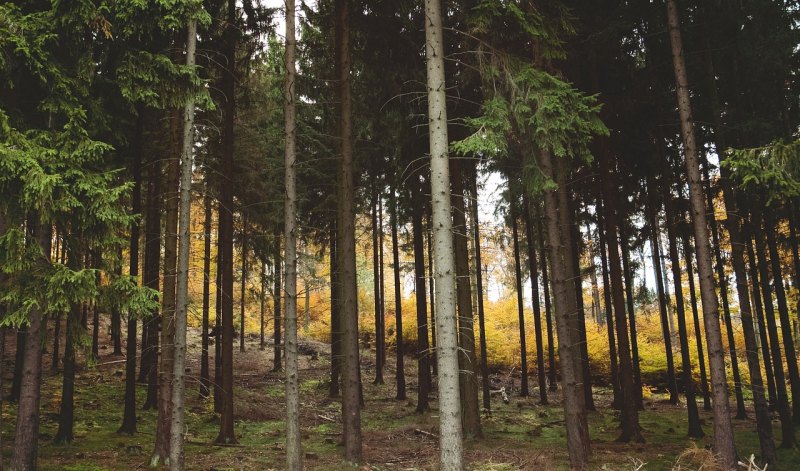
[273,230,283,372]
[283,3,303,465]
[681,233,711,411]
[510,196,529,397]
[666,1,738,464]
[390,189,406,400]
[371,192,384,384]
[329,229,340,396]
[240,218,247,353]
[473,173,492,410]
[746,236,778,411]
[536,218,557,391]
[411,199,431,413]
[200,194,212,398]
[53,302,77,445]
[522,194,546,405]
[596,198,620,409]
[619,216,643,410]
[424,1,463,466]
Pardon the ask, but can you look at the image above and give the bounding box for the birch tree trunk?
[666,0,736,465]
[283,1,302,467]
[424,0,462,467]
[168,19,197,471]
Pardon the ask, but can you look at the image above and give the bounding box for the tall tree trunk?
[411,200,431,413]
[663,194,703,438]
[215,0,237,445]
[539,148,591,467]
[681,233,711,411]
[510,196,529,397]
[750,207,794,448]
[260,262,266,349]
[763,209,800,424]
[11,327,26,404]
[371,192,384,384]
[746,237,778,411]
[424,1,463,466]
[154,108,181,465]
[568,204,595,412]
[54,302,77,445]
[214,241,223,414]
[273,231,283,372]
[240,218,247,353]
[119,108,144,434]
[702,160,747,419]
[336,0,361,461]
[329,228,340,396]
[378,195,387,371]
[10,220,50,470]
[596,199,620,409]
[666,1,738,464]
[647,191,679,404]
[427,224,437,376]
[390,189,406,400]
[523,194,546,405]
[598,151,642,443]
[283,3,302,466]
[537,219,557,391]
[169,26,198,468]
[619,217,643,410]
[200,194,212,398]
[452,162,481,438]
[473,173,491,410]
[51,314,60,372]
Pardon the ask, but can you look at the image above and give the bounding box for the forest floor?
[1,326,799,471]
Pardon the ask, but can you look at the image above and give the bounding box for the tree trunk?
[596,198,620,409]
[702,160,747,419]
[273,230,283,372]
[666,1,738,464]
[424,1,463,466]
[119,108,143,434]
[598,151,642,443]
[647,192,679,404]
[260,262,266,349]
[539,147,590,467]
[619,216,643,410]
[746,236,778,411]
[750,207,794,448]
[427,223,437,376]
[523,193,547,405]
[681,233,711,411]
[390,189,406,400]
[452,162,481,438]
[200,194,212,398]
[168,25,197,468]
[411,200,431,413]
[283,3,303,465]
[537,218,557,391]
[240,218,247,353]
[54,302,77,445]
[329,228,340,396]
[10,220,50,470]
[10,328,26,404]
[336,0,361,461]
[153,107,181,465]
[663,194,703,438]
[510,196,529,397]
[215,0,237,445]
[568,204,594,412]
[473,173,492,410]
[371,192,384,384]
[214,241,223,414]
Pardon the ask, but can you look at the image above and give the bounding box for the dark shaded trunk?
[681,233,711,411]
[273,230,283,371]
[646,193,679,404]
[536,219,557,391]
[411,199,431,413]
[200,195,212,398]
[523,194,546,405]
[215,0,237,445]
[378,195,387,373]
[619,220,644,410]
[746,237,777,411]
[702,161,746,419]
[51,314,60,371]
[371,193,384,384]
[598,153,642,443]
[472,175,491,410]
[568,204,594,411]
[10,220,50,470]
[214,244,223,413]
[240,219,247,353]
[141,132,162,410]
[10,328,25,403]
[763,209,800,424]
[329,228,340,396]
[390,190,405,400]
[597,199,620,409]
[663,197,703,438]
[510,198,529,397]
[54,302,78,445]
[452,162,481,438]
[120,112,143,433]
[91,299,99,360]
[750,206,794,448]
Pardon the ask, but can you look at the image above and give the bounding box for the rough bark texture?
[10,221,50,470]
[666,1,737,465]
[424,1,463,466]
[283,3,303,466]
[336,0,361,461]
[169,22,197,470]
